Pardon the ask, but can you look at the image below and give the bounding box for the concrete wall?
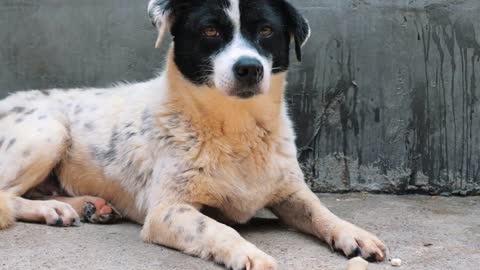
[1,0,479,195]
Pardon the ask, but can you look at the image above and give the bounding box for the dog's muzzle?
[231,57,264,98]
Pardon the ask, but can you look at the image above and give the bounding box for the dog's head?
[148,0,310,99]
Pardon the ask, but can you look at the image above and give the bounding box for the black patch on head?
[239,0,290,73]
[157,0,309,86]
[240,0,310,70]
[168,0,233,85]
[277,0,310,62]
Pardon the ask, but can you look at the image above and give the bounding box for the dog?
[0,0,386,269]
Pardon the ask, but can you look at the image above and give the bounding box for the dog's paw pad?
[82,199,120,224]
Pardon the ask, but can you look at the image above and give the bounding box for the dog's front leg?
[141,203,277,270]
[270,181,386,262]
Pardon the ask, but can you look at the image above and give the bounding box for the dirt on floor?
[0,194,478,270]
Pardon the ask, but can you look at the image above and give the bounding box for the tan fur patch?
[159,50,291,221]
[57,146,145,223]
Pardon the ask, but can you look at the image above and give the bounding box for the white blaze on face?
[226,0,241,31]
[211,0,272,96]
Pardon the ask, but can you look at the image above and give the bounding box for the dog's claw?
[347,247,362,259]
[53,217,64,227]
[72,217,82,227]
[365,254,377,262]
[330,222,386,262]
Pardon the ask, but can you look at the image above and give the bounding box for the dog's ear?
[148,0,175,48]
[280,1,311,62]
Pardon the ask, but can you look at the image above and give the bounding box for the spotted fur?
[0,0,385,269]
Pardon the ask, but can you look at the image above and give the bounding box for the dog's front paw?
[227,243,278,270]
[328,221,386,262]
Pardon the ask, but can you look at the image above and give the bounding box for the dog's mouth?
[208,70,267,99]
[230,88,259,99]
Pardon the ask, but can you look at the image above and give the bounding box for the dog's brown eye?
[258,26,273,37]
[203,27,220,37]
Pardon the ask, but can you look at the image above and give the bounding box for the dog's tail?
[0,191,15,230]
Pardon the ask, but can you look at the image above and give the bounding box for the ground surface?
[0,194,478,270]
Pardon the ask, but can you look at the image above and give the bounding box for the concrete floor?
[0,194,478,270]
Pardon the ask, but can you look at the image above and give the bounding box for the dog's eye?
[258,26,273,37]
[203,27,220,37]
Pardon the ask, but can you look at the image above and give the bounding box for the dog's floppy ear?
[280,1,311,62]
[148,0,174,48]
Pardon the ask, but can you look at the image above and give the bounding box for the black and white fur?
[149,0,310,97]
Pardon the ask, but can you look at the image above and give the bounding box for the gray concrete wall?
[1,0,479,195]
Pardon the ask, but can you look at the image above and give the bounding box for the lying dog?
[0,0,386,269]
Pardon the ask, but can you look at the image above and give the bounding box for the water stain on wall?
[288,0,480,195]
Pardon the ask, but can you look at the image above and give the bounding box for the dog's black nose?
[233,57,264,85]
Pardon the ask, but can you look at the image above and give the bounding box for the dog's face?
[148,0,310,99]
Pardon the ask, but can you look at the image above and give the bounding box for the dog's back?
[0,76,171,221]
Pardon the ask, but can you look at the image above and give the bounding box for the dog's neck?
[163,49,287,137]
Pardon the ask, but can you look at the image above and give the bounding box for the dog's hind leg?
[0,113,80,227]
[52,196,121,224]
